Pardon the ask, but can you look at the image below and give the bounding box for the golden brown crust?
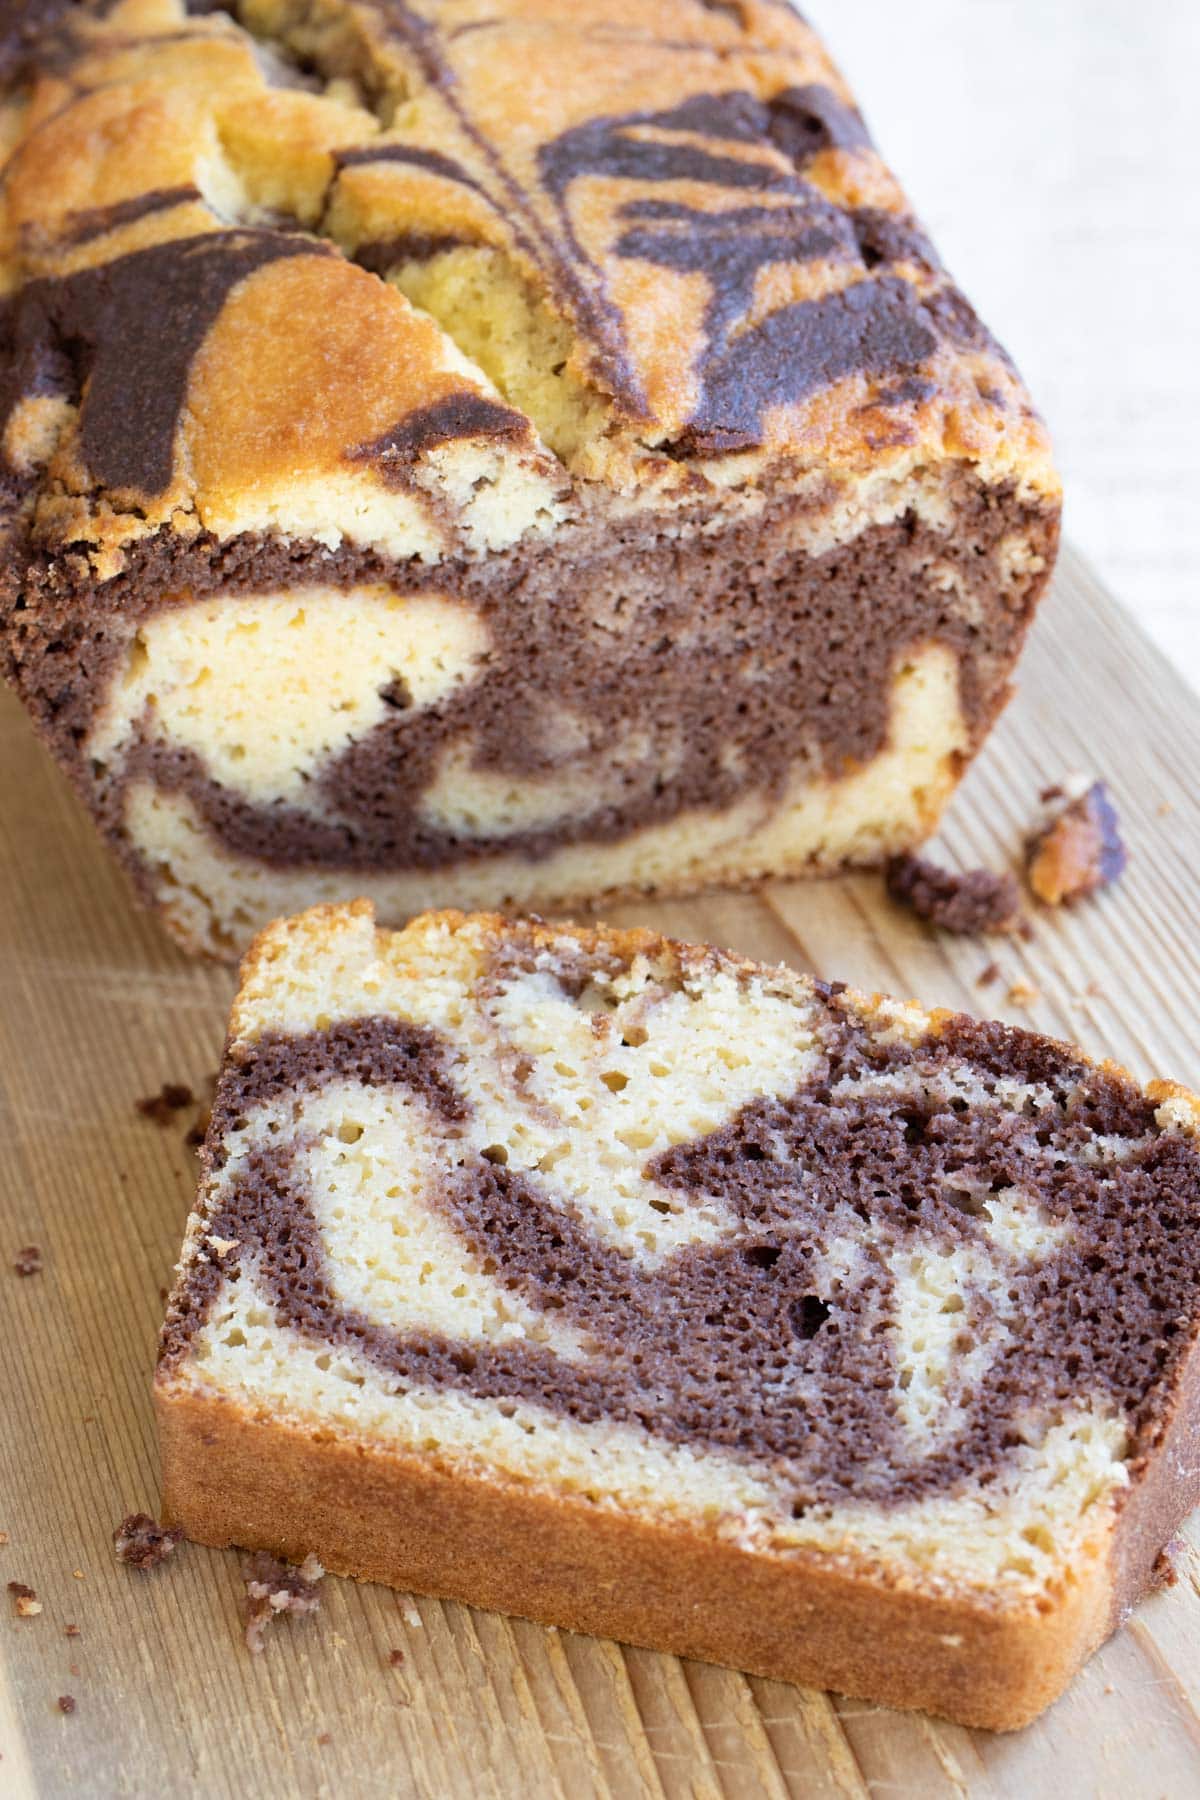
[155,1380,1111,1732]
[0,0,1058,584]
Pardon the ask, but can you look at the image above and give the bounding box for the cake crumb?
[8,1581,41,1617]
[402,1605,422,1629]
[64,1623,80,1638]
[72,1570,84,1581]
[242,1551,325,1654]
[57,1695,76,1715]
[136,1083,194,1126]
[317,1732,333,1747]
[13,1245,42,1277]
[1007,979,1040,1009]
[113,1513,183,1570]
[185,1110,212,1151]
[387,1648,406,1667]
[185,1075,218,1150]
[1152,1536,1184,1589]
[1027,780,1126,906]
[885,855,1023,935]
[976,961,1000,988]
[0,1530,9,1545]
[1157,799,1173,818]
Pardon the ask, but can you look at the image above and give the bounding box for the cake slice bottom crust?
[158,1389,1121,1730]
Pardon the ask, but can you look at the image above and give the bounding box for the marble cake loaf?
[157,903,1200,1729]
[0,1,1060,956]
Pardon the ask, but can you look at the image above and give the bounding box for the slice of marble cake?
[156,904,1200,1728]
[0,0,1059,956]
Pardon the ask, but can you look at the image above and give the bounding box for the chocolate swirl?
[163,990,1200,1512]
[1,231,333,493]
[93,479,1053,878]
[534,87,941,440]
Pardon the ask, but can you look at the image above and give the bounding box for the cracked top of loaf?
[0,0,1058,582]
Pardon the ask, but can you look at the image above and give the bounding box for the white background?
[815,0,1200,687]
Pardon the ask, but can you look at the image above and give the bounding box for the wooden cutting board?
[2,545,1199,1798]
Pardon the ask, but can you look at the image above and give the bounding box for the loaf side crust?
[156,1379,1113,1733]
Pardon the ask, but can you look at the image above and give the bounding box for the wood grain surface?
[2,545,1199,1798]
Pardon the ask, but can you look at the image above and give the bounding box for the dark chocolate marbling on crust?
[161,972,1200,1514]
[682,276,937,453]
[0,231,332,493]
[0,9,1026,497]
[607,180,944,452]
[51,186,205,250]
[0,195,964,489]
[351,230,471,274]
[539,89,866,213]
[533,85,989,442]
[332,142,490,195]
[351,392,532,474]
[0,0,106,85]
[323,31,979,433]
[0,2,1025,494]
